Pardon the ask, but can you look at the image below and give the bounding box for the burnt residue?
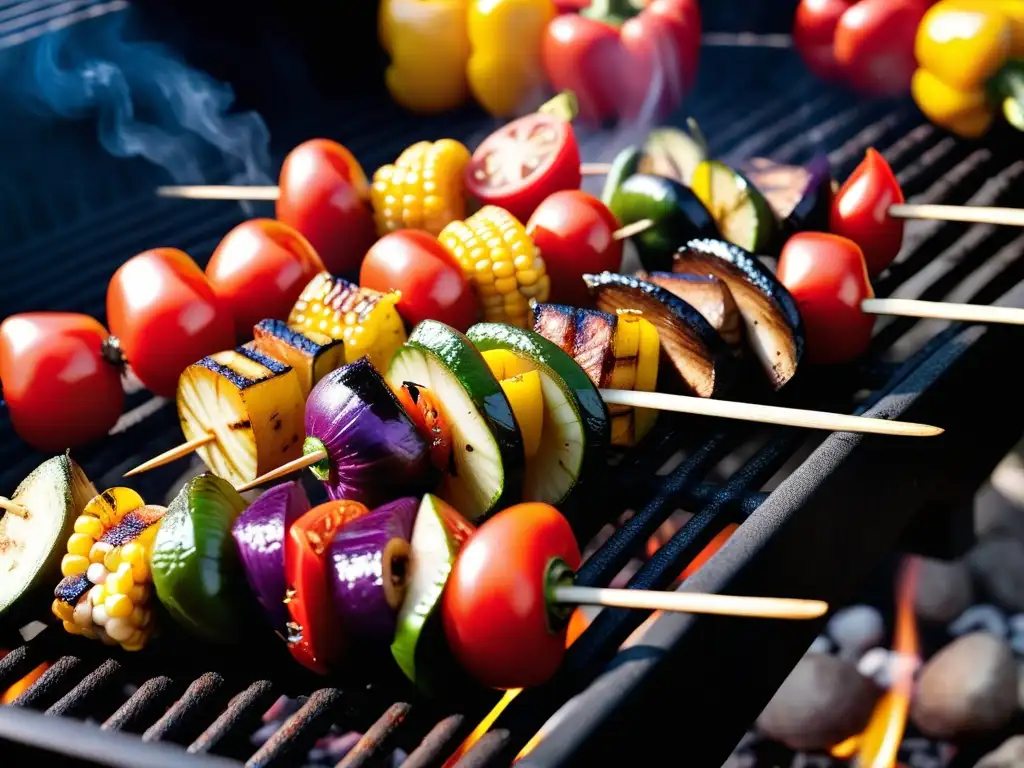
[229,420,252,430]
[9,655,84,711]
[237,343,291,375]
[188,680,276,755]
[402,715,467,768]
[45,658,122,718]
[54,573,92,605]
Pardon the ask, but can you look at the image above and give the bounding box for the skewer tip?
[0,496,29,519]
[234,449,328,493]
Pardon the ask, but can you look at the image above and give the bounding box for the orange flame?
[1,662,49,704]
[847,556,921,768]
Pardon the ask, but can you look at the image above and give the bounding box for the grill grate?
[3,2,1024,766]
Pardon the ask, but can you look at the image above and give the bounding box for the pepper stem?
[544,557,577,632]
[101,335,125,367]
[581,0,643,25]
[303,436,332,482]
[538,91,579,123]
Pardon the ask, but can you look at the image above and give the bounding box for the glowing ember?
[1,662,49,704]
[647,523,739,584]
[831,734,862,759]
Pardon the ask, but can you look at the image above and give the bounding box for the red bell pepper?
[542,0,700,124]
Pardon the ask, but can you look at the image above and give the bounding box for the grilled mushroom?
[637,271,744,351]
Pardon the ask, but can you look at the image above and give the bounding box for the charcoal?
[826,604,883,660]
[970,537,1024,612]
[949,604,1009,638]
[973,735,1024,768]
[975,482,1024,542]
[914,557,974,623]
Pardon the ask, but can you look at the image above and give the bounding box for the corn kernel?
[62,554,90,577]
[98,629,118,646]
[67,533,94,557]
[89,585,106,605]
[73,600,92,627]
[103,548,121,573]
[74,516,104,539]
[89,541,112,564]
[63,620,82,636]
[120,542,141,564]
[105,594,133,619]
[92,604,109,627]
[131,560,149,583]
[106,618,134,644]
[129,585,148,604]
[131,606,146,627]
[107,563,133,595]
[86,563,108,586]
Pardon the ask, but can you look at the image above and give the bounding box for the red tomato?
[276,139,378,276]
[395,381,453,472]
[793,0,853,82]
[107,248,235,398]
[833,0,930,96]
[0,313,124,452]
[442,502,581,689]
[206,219,325,340]
[830,148,905,276]
[464,113,582,224]
[285,500,372,673]
[777,233,876,365]
[359,230,477,331]
[527,191,623,307]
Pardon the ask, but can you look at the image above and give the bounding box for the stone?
[1018,664,1024,710]
[914,557,974,623]
[973,736,1024,768]
[949,604,1008,638]
[970,537,1024,612]
[1009,614,1024,655]
[857,647,920,690]
[808,634,833,655]
[827,604,884,660]
[975,481,1024,542]
[911,632,1017,739]
[756,653,881,751]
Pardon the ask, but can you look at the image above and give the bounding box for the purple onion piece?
[328,496,419,645]
[304,358,438,508]
[231,481,311,633]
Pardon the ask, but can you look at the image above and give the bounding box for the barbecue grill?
[2,1,1024,766]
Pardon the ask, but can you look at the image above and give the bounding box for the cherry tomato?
[359,230,477,331]
[0,313,124,452]
[206,219,325,341]
[793,0,853,82]
[442,502,581,689]
[830,148,905,276]
[464,113,582,224]
[395,381,453,472]
[276,139,378,276]
[527,190,623,307]
[286,500,372,673]
[833,0,930,96]
[777,233,876,365]
[107,248,235,398]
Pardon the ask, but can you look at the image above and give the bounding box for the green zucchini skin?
[600,146,643,208]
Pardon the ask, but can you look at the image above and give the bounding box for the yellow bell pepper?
[466,0,557,117]
[912,0,1024,137]
[379,0,472,113]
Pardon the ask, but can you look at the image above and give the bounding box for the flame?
[849,556,922,768]
[444,689,522,767]
[680,523,739,581]
[1,662,49,704]
[831,734,862,759]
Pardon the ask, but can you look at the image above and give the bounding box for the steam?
[7,9,272,186]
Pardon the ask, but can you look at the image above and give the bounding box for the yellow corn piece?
[439,206,550,328]
[370,139,471,236]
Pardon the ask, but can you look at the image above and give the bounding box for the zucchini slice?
[387,321,523,521]
[691,160,779,254]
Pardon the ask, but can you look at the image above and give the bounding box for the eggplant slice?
[583,272,735,398]
[740,154,834,239]
[637,271,744,351]
[673,238,804,389]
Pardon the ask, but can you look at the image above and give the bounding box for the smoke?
[6,8,272,187]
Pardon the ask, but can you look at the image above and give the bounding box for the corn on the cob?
[532,303,659,446]
[252,318,346,398]
[439,206,550,328]
[370,139,471,236]
[288,272,407,373]
[52,488,165,651]
[177,343,306,488]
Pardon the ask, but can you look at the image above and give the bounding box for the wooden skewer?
[580,163,612,175]
[123,433,217,477]
[861,298,1024,326]
[889,203,1024,227]
[551,585,827,619]
[0,496,29,519]
[156,185,280,201]
[234,450,328,493]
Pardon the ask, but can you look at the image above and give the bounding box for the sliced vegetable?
[469,323,610,508]
[740,154,834,238]
[286,500,371,673]
[386,320,524,521]
[391,494,476,694]
[481,351,546,459]
[252,319,347,399]
[1,454,96,621]
[303,358,438,508]
[607,173,719,271]
[151,474,253,644]
[584,272,735,398]
[231,481,311,635]
[329,497,418,649]
[673,238,805,389]
[599,146,644,208]
[641,123,709,186]
[395,382,454,473]
[639,271,744,350]
[691,160,780,254]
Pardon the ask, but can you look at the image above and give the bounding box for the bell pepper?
[542,0,701,123]
[379,0,472,114]
[467,0,557,117]
[912,0,1024,137]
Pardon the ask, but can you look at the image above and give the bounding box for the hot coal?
[826,605,884,661]
[915,558,974,624]
[970,538,1024,613]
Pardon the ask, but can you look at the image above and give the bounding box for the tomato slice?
[395,381,453,473]
[285,500,371,673]
[464,113,582,223]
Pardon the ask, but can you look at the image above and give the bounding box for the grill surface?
[2,1,1024,766]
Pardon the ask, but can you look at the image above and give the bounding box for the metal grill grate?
[3,2,1024,766]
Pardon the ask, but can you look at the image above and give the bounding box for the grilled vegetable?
[303,358,437,507]
[329,497,418,650]
[387,320,524,521]
[469,323,609,508]
[638,271,744,350]
[395,381,455,472]
[252,319,346,399]
[1,455,95,621]
[177,343,306,489]
[288,272,407,374]
[392,494,476,694]
[690,160,779,254]
[584,272,735,398]
[53,488,165,650]
[741,155,834,239]
[370,139,472,237]
[599,146,644,207]
[673,239,804,389]
[607,174,719,271]
[151,474,254,644]
[231,481,311,635]
[532,304,659,447]
[480,352,546,459]
[641,123,708,186]
[438,206,550,328]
